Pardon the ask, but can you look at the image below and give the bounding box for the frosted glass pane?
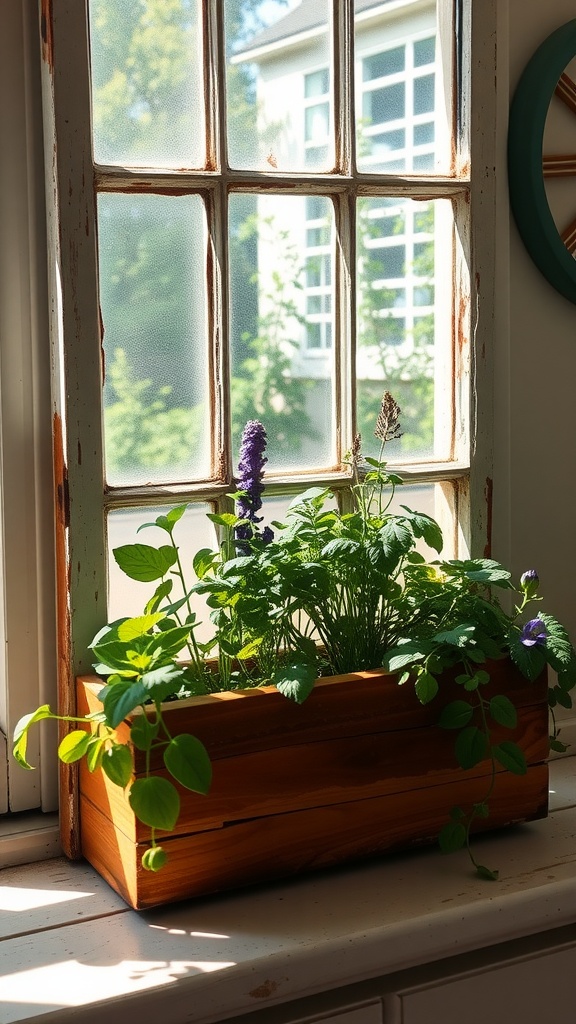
[226,0,332,172]
[229,193,335,473]
[355,0,451,174]
[356,197,453,463]
[107,504,216,644]
[89,0,204,168]
[98,193,210,485]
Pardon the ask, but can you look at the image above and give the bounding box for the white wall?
[493,0,576,641]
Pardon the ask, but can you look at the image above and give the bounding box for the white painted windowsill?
[1,758,575,1024]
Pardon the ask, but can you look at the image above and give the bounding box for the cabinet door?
[298,1005,382,1024]
[399,944,576,1024]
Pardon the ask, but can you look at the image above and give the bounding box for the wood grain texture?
[76,665,549,909]
[80,764,549,910]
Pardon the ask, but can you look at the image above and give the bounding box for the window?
[2,0,499,859]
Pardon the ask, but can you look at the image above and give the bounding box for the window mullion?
[206,0,231,487]
[45,0,108,677]
[332,0,355,465]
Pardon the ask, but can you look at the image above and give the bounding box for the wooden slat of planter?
[77,662,547,770]
[80,763,549,910]
[79,702,548,842]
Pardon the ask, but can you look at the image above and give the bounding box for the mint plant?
[13,394,576,879]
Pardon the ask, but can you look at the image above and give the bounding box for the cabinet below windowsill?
[1,759,575,1024]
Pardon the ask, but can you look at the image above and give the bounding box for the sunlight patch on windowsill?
[0,886,94,912]
[0,958,238,1013]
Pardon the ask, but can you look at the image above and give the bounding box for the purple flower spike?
[235,420,274,550]
[520,618,547,648]
[236,420,269,525]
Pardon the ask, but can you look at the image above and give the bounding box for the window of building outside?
[2,0,498,862]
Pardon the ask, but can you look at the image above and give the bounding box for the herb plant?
[13,394,576,880]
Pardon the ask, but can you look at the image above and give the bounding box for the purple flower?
[520,569,539,599]
[520,618,547,647]
[235,421,274,550]
[236,420,268,525]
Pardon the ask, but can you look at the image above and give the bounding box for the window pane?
[414,36,436,67]
[363,47,405,81]
[98,193,210,485]
[363,83,405,125]
[89,0,204,168]
[107,505,216,642]
[355,2,451,175]
[226,0,332,172]
[356,197,452,462]
[414,122,435,146]
[370,129,406,157]
[414,74,435,115]
[229,194,335,472]
[305,68,329,98]
[305,103,329,143]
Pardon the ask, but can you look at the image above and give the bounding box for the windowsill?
[1,759,575,1024]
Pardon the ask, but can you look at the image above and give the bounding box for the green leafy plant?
[13,394,576,879]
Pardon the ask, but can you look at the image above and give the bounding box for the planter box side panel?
[79,701,549,842]
[77,664,548,768]
[80,763,549,910]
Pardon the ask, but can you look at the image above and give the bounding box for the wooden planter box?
[76,661,549,910]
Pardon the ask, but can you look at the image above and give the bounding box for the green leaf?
[438,821,466,853]
[489,694,517,729]
[129,777,180,831]
[193,547,217,580]
[434,624,477,648]
[144,579,173,615]
[101,744,133,787]
[57,730,91,764]
[509,636,548,682]
[85,736,105,773]
[382,644,426,673]
[464,676,480,691]
[137,504,188,536]
[320,538,360,559]
[438,700,474,730]
[476,864,499,881]
[448,558,512,587]
[130,714,159,752]
[473,802,490,818]
[273,661,316,704]
[454,726,487,769]
[539,613,576,667]
[103,681,147,729]
[117,614,164,642]
[12,705,55,769]
[207,512,239,527]
[557,665,576,692]
[163,734,212,794]
[236,638,263,660]
[140,664,186,701]
[555,688,573,710]
[379,520,414,560]
[492,740,527,775]
[287,486,329,510]
[549,737,569,754]
[113,543,178,582]
[399,506,443,553]
[90,642,140,675]
[415,671,438,705]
